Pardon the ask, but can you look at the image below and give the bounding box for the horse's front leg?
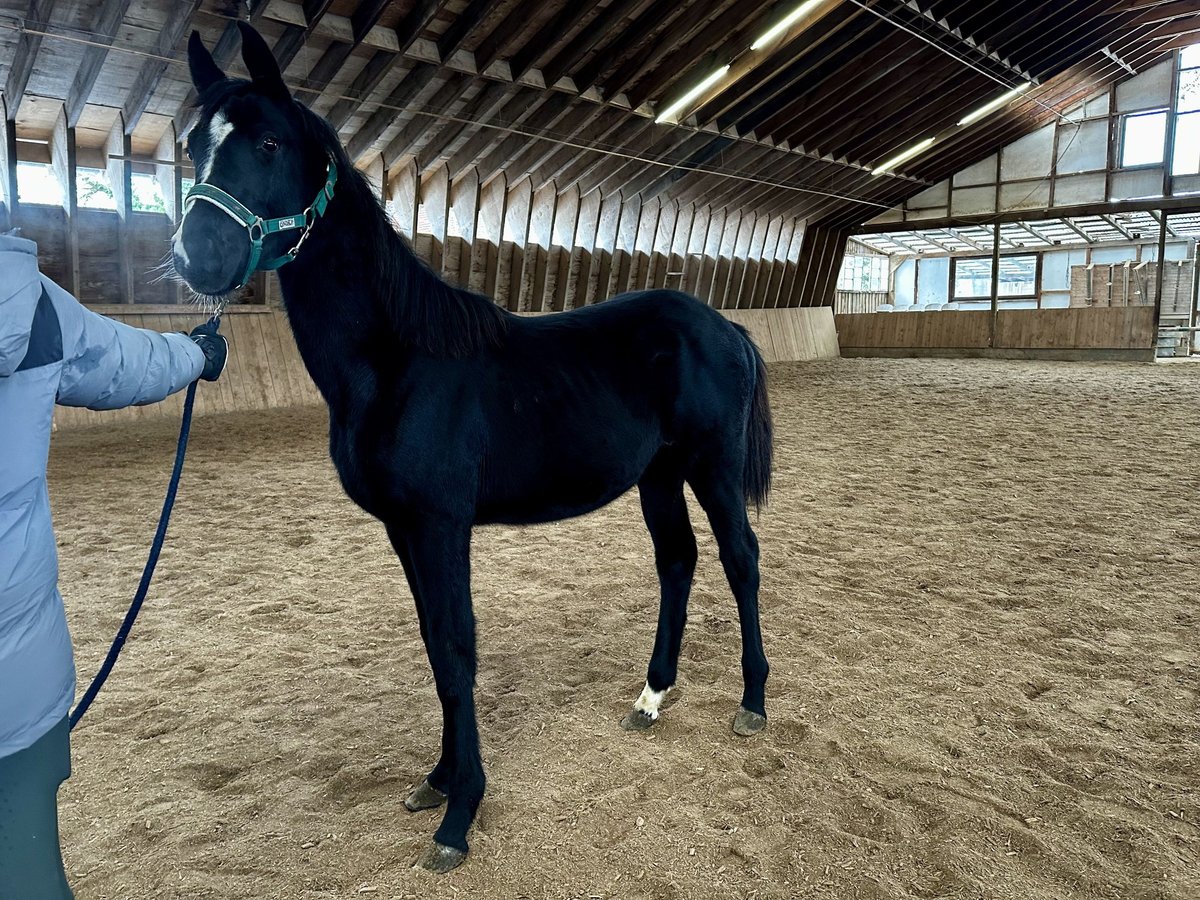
[385,524,452,813]
[393,517,484,873]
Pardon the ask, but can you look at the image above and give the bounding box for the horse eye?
[261,136,279,154]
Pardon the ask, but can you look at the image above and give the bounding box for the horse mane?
[295,102,509,358]
[196,79,508,357]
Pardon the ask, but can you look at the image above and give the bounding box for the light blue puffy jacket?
[0,234,205,758]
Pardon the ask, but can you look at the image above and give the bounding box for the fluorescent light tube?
[871,137,936,176]
[958,82,1033,127]
[655,65,731,123]
[751,0,824,51]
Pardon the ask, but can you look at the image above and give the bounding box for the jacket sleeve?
[50,280,207,410]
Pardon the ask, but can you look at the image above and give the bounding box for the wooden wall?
[836,307,1156,359]
[52,306,838,430]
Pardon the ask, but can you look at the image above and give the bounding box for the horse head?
[174,23,332,299]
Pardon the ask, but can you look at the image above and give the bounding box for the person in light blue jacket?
[0,233,227,898]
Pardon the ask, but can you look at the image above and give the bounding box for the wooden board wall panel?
[836,308,1156,354]
[718,308,840,362]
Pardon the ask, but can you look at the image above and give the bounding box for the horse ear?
[237,22,288,98]
[188,31,224,92]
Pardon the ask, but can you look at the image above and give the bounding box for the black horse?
[176,24,773,873]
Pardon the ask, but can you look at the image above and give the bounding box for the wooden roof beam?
[4,0,55,121]
[326,50,403,131]
[624,0,773,111]
[65,0,132,128]
[595,1,695,100]
[1151,209,1182,238]
[351,0,392,45]
[903,0,1036,82]
[474,93,575,184]
[539,0,645,86]
[472,2,534,73]
[381,74,475,165]
[416,81,513,173]
[302,0,336,28]
[1101,214,1134,239]
[438,0,501,59]
[1131,0,1200,25]
[123,0,203,134]
[445,86,553,176]
[346,63,440,161]
[509,2,598,83]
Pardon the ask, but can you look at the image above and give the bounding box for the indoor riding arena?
[1,1,1198,899]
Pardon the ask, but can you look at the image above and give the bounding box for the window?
[130,173,166,213]
[1174,49,1200,175]
[951,254,1038,301]
[77,168,115,209]
[16,162,63,206]
[1121,110,1167,167]
[837,254,889,292]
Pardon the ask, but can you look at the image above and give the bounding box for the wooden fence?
[836,307,1156,360]
[52,306,838,430]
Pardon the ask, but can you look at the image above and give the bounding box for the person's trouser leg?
[0,716,74,899]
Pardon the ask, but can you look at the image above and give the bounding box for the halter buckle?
[248,218,265,242]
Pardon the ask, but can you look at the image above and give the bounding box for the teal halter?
[183,158,338,289]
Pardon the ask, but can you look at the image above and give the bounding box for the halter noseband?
[183,158,338,289]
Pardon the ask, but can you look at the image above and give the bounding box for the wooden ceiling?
[1,0,1197,228]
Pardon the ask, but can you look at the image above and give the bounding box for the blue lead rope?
[69,316,218,730]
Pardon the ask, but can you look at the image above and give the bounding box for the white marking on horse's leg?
[633,682,670,721]
[198,110,234,182]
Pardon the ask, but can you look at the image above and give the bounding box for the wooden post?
[51,105,82,295]
[107,114,135,303]
[1,95,17,220]
[154,124,184,303]
[1189,238,1199,354]
[474,173,506,296]
[989,222,1001,348]
[587,190,622,305]
[421,164,450,273]
[1153,211,1169,346]
[387,157,419,240]
[448,168,480,286]
[498,176,531,309]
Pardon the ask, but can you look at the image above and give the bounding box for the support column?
[1,96,17,222]
[106,114,135,303]
[989,222,1001,348]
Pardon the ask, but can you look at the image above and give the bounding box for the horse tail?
[731,324,773,513]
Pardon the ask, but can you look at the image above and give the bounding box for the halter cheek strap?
[183,158,338,289]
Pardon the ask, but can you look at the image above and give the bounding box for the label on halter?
[277,216,298,229]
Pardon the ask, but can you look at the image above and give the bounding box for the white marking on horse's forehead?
[198,109,235,182]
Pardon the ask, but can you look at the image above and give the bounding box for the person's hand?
[189,322,228,382]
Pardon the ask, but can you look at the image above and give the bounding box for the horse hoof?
[620,708,656,731]
[733,707,767,736]
[416,841,467,873]
[404,778,447,812]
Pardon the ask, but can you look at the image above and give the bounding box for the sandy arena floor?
[47,358,1198,900]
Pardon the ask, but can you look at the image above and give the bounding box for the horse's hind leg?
[689,460,769,736]
[622,454,697,731]
[389,520,484,872]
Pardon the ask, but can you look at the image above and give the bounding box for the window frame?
[949,253,1042,303]
[1119,108,1169,170]
[837,253,889,293]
